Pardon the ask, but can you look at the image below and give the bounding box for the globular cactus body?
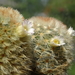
[0,7,33,75]
[29,17,74,75]
[0,6,74,75]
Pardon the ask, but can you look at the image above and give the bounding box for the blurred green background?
[0,0,75,75]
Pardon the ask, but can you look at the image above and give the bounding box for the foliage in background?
[13,0,44,18]
[11,0,75,29]
[46,0,75,28]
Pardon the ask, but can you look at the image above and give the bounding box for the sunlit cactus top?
[29,17,75,75]
[0,7,24,24]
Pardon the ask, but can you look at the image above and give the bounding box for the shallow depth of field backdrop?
[0,0,75,75]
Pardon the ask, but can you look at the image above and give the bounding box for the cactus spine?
[0,6,74,75]
[0,7,33,75]
[29,17,74,75]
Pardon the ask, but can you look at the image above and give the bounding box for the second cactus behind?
[29,17,74,75]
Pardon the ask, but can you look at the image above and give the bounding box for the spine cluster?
[29,17,74,75]
[0,7,33,75]
[0,7,75,75]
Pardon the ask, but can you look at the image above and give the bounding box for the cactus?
[29,17,75,75]
[0,7,34,75]
[0,6,74,75]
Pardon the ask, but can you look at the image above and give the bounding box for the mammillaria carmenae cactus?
[0,6,75,75]
[29,17,75,75]
[0,7,34,75]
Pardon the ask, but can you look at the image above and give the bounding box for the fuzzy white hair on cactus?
[67,27,75,36]
[15,20,34,37]
[50,36,65,47]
